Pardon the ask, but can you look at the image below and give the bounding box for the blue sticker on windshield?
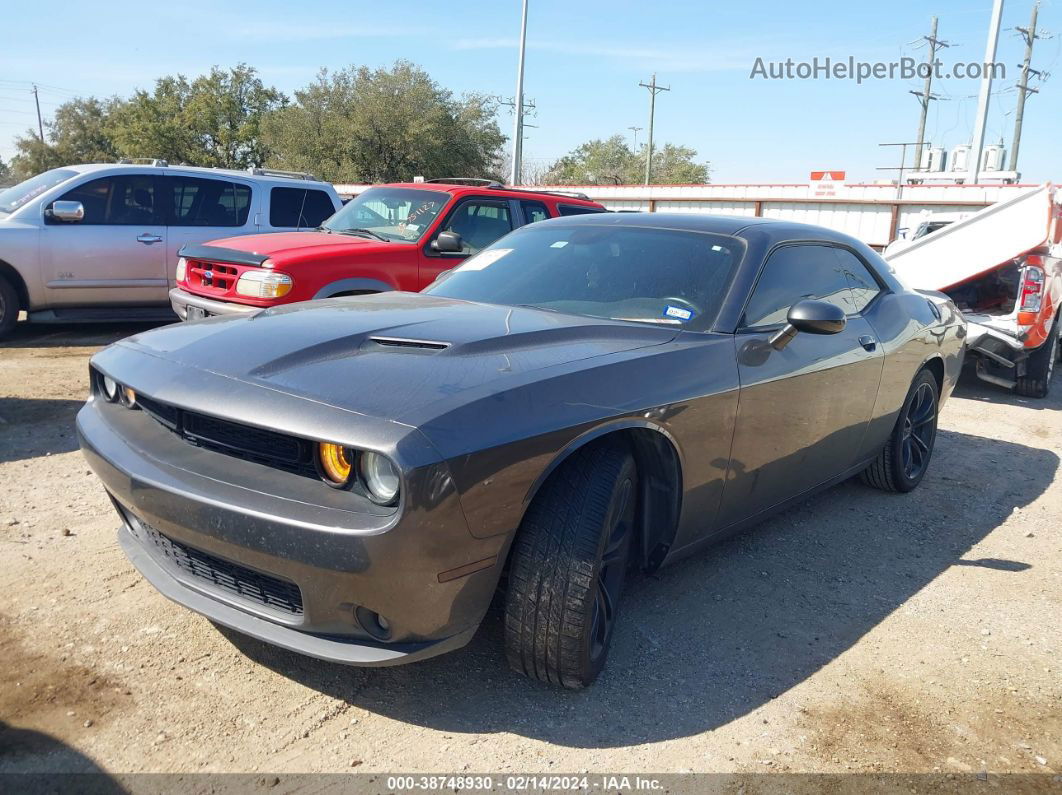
[664,305,694,321]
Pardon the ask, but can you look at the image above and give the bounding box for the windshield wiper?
[315,226,332,233]
[335,228,388,242]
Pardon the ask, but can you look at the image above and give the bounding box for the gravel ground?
[1,321,1059,779]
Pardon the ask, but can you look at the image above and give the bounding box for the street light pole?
[509,0,529,185]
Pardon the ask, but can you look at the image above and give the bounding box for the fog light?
[355,606,392,640]
[235,270,293,299]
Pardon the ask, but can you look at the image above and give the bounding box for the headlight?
[235,270,293,299]
[122,386,137,408]
[175,257,187,282]
[102,375,119,402]
[317,443,353,488]
[359,451,400,505]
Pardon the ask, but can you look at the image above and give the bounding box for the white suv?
[0,161,342,337]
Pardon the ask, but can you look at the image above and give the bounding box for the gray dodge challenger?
[78,213,966,688]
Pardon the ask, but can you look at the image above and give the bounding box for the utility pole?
[639,74,670,185]
[32,84,44,141]
[509,0,529,185]
[910,17,949,170]
[969,0,1005,182]
[628,126,643,150]
[1010,1,1041,172]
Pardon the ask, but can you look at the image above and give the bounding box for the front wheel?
[861,369,939,493]
[504,440,637,689]
[0,275,19,339]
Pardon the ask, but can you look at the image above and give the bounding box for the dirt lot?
[1,321,1059,779]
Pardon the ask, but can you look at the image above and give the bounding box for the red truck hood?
[202,231,397,262]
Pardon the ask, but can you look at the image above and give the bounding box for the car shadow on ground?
[0,722,126,792]
[951,367,1062,412]
[0,398,85,463]
[2,320,168,350]
[220,429,1056,748]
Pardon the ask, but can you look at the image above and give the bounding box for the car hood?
[202,231,395,260]
[116,292,677,425]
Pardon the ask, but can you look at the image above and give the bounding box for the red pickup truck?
[169,179,606,320]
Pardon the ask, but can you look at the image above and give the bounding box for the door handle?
[136,233,163,245]
[858,334,877,352]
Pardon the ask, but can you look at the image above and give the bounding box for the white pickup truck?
[885,184,1062,398]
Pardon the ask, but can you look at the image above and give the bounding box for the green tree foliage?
[0,157,12,186]
[262,62,505,183]
[9,97,121,180]
[544,135,710,185]
[108,65,285,168]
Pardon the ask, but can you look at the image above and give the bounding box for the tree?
[9,97,122,180]
[544,135,710,185]
[0,157,11,186]
[262,62,505,183]
[109,65,285,168]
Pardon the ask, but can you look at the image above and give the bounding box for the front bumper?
[170,287,260,321]
[77,393,505,667]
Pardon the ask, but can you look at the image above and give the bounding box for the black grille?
[135,394,316,478]
[142,523,303,616]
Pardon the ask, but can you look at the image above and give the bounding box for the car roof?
[63,162,333,188]
[380,181,602,206]
[542,210,868,245]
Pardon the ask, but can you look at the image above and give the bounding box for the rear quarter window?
[270,187,336,227]
[558,204,606,216]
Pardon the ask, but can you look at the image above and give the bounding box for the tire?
[861,369,939,493]
[504,440,638,689]
[1015,322,1058,398]
[0,275,18,339]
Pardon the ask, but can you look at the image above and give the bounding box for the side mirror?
[48,200,85,223]
[769,299,846,350]
[897,226,909,239]
[432,230,463,254]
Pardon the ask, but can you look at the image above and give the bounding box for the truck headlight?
[359,452,400,505]
[235,270,293,299]
[175,257,187,282]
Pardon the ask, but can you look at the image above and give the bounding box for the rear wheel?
[1015,322,1058,398]
[861,369,939,493]
[504,440,637,689]
[0,275,19,339]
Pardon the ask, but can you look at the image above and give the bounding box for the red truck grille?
[186,261,240,295]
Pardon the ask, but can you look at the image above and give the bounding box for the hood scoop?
[366,336,450,353]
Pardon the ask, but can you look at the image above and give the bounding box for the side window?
[56,175,158,225]
[301,190,336,226]
[270,187,335,228]
[743,244,854,328]
[269,187,303,227]
[521,200,549,224]
[558,204,604,216]
[442,200,513,255]
[832,248,882,313]
[168,177,250,227]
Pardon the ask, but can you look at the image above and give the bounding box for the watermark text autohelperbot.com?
[750,56,1005,84]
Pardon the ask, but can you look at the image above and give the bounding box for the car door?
[39,173,167,307]
[164,175,255,289]
[716,242,885,528]
[419,197,514,288]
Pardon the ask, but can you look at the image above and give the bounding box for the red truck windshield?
[322,187,449,243]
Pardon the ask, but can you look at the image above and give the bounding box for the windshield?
[0,168,78,215]
[425,222,745,329]
[322,187,449,243]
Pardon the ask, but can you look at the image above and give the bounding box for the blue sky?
[2,0,1060,183]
